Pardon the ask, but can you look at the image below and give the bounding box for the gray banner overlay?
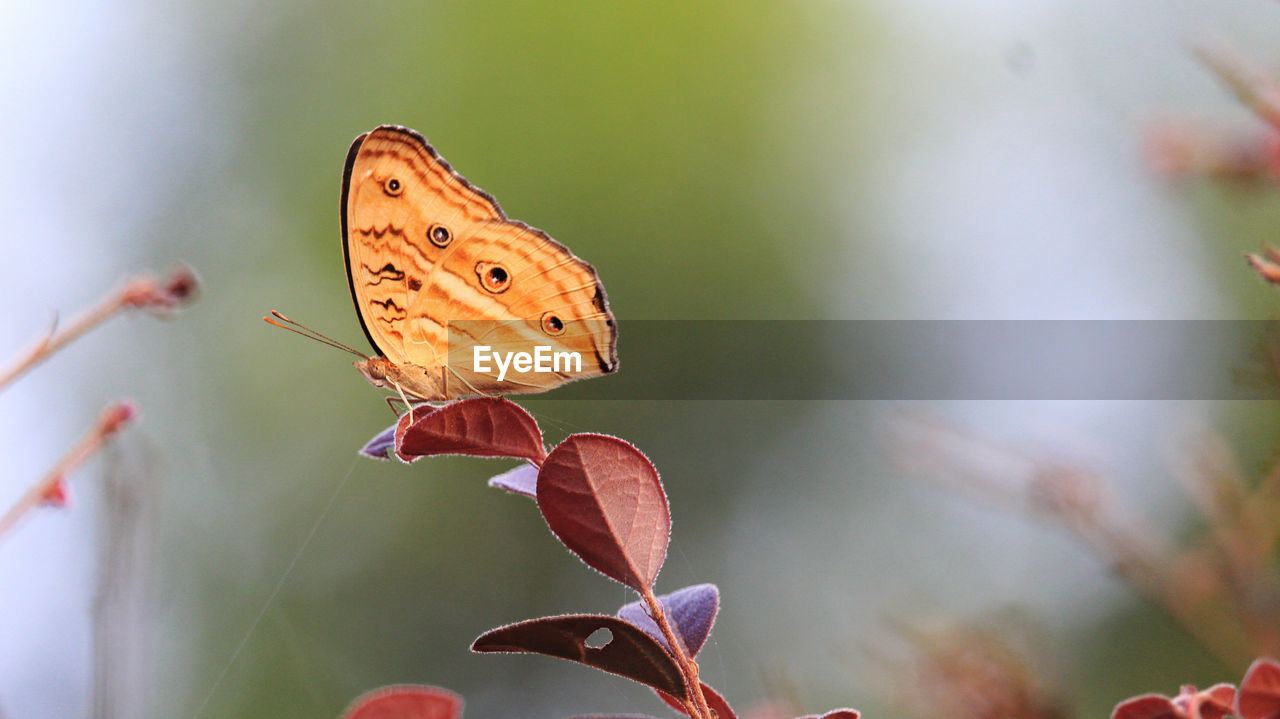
[445,321,1280,400]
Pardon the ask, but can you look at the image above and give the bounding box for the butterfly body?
[355,355,445,401]
[341,125,617,401]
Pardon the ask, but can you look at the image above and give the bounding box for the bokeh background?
[4,1,1280,717]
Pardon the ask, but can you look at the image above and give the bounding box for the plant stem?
[0,286,132,391]
[0,267,198,392]
[0,401,137,541]
[641,585,713,719]
[1195,42,1280,131]
[1247,250,1280,285]
[1076,511,1255,666]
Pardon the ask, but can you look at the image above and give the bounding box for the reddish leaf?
[567,716,664,719]
[1112,695,1181,719]
[656,682,736,719]
[1195,683,1236,719]
[1239,659,1280,719]
[618,584,718,657]
[798,711,861,719]
[538,434,670,590]
[393,405,440,463]
[339,685,463,719]
[700,684,736,719]
[488,463,539,498]
[397,398,545,463]
[472,614,685,700]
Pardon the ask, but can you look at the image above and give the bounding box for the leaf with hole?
[339,684,463,719]
[617,584,718,657]
[396,397,545,463]
[538,434,670,590]
[471,614,685,700]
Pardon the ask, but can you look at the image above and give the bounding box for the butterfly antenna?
[264,310,369,359]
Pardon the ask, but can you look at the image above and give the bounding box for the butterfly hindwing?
[431,221,618,395]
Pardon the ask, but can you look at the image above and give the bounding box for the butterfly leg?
[384,395,405,417]
[385,393,440,425]
[388,381,419,422]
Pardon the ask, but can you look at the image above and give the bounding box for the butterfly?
[271,125,617,404]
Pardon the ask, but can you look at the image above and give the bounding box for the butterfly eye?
[476,262,511,293]
[428,224,452,247]
[383,177,403,196]
[540,312,566,336]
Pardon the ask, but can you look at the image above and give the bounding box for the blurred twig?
[0,265,198,392]
[884,615,1069,719]
[1194,41,1280,131]
[1145,41,1280,194]
[889,411,1261,667]
[1247,246,1280,285]
[0,401,137,541]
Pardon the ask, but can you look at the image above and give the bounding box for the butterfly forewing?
[341,125,616,400]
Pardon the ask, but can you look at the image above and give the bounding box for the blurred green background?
[5,1,1280,718]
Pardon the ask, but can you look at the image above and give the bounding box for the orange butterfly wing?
[342,125,617,400]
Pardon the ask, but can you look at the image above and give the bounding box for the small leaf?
[393,405,438,462]
[656,682,736,719]
[360,423,399,461]
[798,711,861,719]
[488,463,539,498]
[1196,683,1237,719]
[538,434,670,590]
[618,584,719,657]
[397,398,546,463]
[339,684,463,719]
[1111,695,1180,719]
[472,614,685,700]
[1239,659,1280,719]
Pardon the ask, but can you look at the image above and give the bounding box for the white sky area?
[2,0,1279,717]
[0,1,211,717]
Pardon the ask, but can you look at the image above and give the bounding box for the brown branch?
[1247,247,1280,285]
[1080,512,1255,666]
[1194,42,1280,131]
[891,411,1260,666]
[0,265,198,392]
[640,586,713,719]
[0,401,138,541]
